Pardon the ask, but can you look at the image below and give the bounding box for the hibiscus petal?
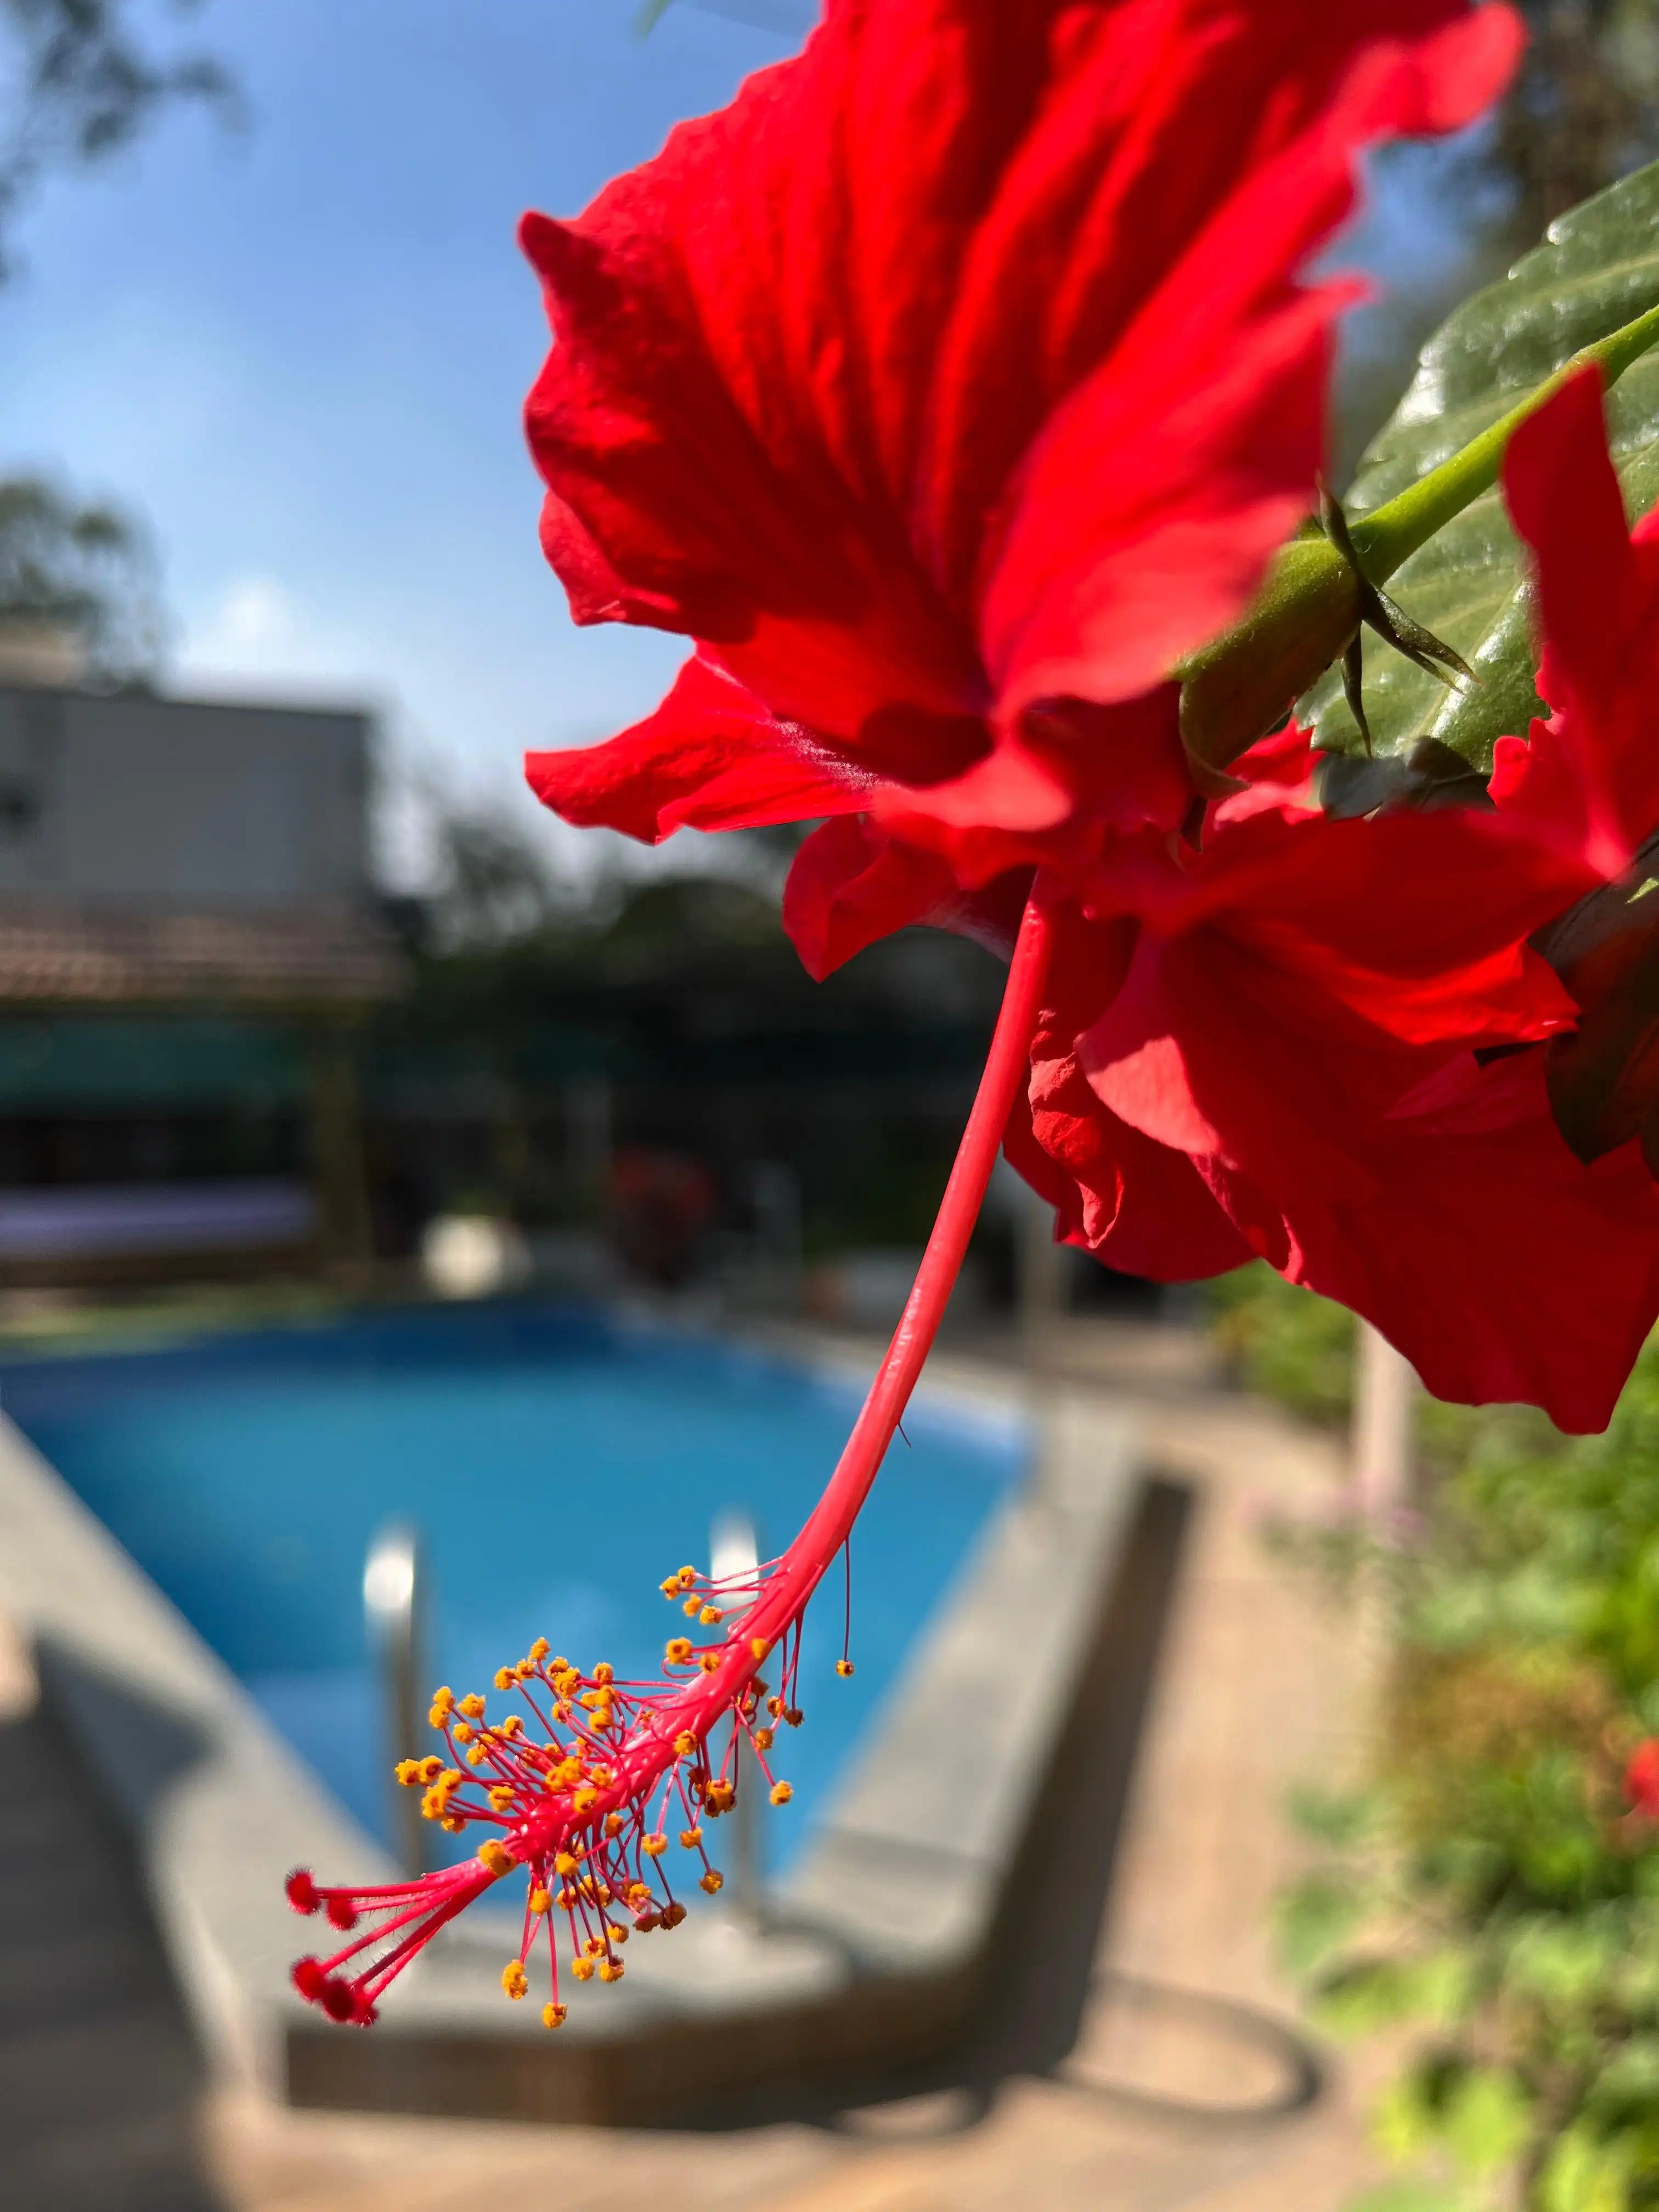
[525,655,867,843]
[1499,364,1659,876]
[1097,934,1659,1432]
[977,4,1524,716]
[783,816,1031,979]
[1004,907,1250,1277]
[522,0,1520,851]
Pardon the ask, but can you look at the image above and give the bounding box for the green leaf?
[1440,2068,1532,2179]
[1540,2125,1634,2212]
[1305,158,1659,769]
[1346,2184,1473,2212]
[1277,1870,1368,1979]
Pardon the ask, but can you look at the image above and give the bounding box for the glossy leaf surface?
[1306,160,1659,767]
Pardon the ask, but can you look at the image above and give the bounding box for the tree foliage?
[0,0,234,280]
[0,473,162,681]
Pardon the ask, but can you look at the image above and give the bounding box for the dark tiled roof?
[0,900,405,1006]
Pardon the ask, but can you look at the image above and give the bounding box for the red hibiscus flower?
[523,0,1521,885]
[1626,1738,1659,1821]
[995,367,1659,1435]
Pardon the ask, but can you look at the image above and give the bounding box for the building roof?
[0,900,405,1007]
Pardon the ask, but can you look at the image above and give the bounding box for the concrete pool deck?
[0,1313,1384,2210]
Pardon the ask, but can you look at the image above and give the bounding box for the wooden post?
[307,1017,374,1282]
[1352,1319,1417,1520]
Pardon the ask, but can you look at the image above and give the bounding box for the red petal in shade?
[1005,907,1251,1278]
[1084,929,1659,1432]
[1498,364,1659,877]
[522,0,1522,851]
[783,815,1031,981]
[525,656,868,844]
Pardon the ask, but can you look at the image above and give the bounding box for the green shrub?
[1231,1292,1659,2209]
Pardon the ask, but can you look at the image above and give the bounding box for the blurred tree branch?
[0,0,237,280]
[0,476,164,682]
[1496,2,1659,242]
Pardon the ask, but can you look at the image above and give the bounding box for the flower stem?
[1352,298,1659,582]
[765,889,1055,1609]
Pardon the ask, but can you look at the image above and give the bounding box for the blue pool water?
[0,1301,1025,1871]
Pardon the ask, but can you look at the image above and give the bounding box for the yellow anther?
[604,1812,624,1839]
[572,1786,597,1814]
[556,1889,576,1912]
[553,1756,584,1787]
[642,1833,668,1857]
[430,1686,454,1718]
[770,1781,793,1807]
[661,1576,680,1598]
[609,1921,629,1945]
[683,1596,702,1617]
[466,1745,487,1767]
[528,1888,550,1915]
[458,1694,487,1720]
[751,1638,769,1659]
[593,1663,614,1686]
[555,1852,579,1876]
[421,1789,445,1821]
[676,1566,697,1590]
[766,1696,785,1718]
[571,1956,595,1982]
[679,1826,703,1849]
[584,1935,605,1957]
[698,1606,723,1626]
[441,1816,463,1832]
[786,1706,804,1727]
[441,1767,462,1789]
[515,1658,537,1679]
[529,1638,550,1662]
[597,1958,623,1982]
[451,1721,473,1745]
[501,1959,528,2000]
[578,1877,598,1902]
[489,1785,514,1812]
[543,2001,567,2029]
[699,1870,724,1894]
[754,1728,774,1751]
[478,1840,515,1877]
[394,1759,421,1787]
[499,1714,523,1739]
[419,1756,444,1781]
[664,1638,694,1667]
[590,1765,613,1787]
[663,1901,687,1928]
[698,1653,721,1675]
[836,1659,856,1678]
[674,1731,697,1758]
[494,1668,517,1692]
[627,1881,651,1905]
[707,1779,735,1813]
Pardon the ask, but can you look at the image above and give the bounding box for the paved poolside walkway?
[188,1317,1390,2212]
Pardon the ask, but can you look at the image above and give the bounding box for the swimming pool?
[0,1301,1026,1872]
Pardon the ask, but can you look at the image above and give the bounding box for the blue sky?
[1,1,812,883]
[0,0,1466,889]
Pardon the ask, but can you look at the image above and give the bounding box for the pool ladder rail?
[364,1522,429,1879]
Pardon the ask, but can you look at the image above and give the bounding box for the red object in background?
[607,1149,718,1289]
[1624,1739,1659,1820]
[523,0,1521,890]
